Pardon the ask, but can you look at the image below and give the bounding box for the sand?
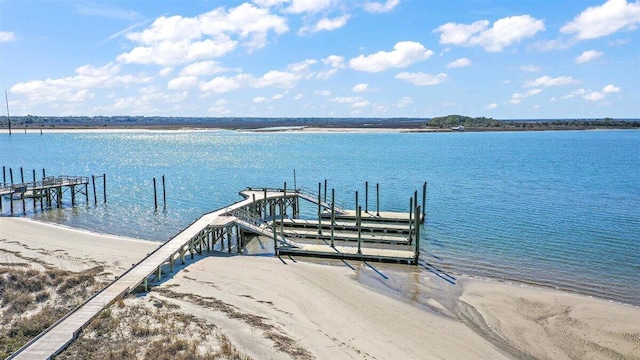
[2,217,639,359]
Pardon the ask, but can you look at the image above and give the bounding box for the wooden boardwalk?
[9,186,423,359]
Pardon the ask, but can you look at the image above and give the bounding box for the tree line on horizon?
[426,115,640,129]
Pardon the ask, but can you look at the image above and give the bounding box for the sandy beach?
[1,217,639,359]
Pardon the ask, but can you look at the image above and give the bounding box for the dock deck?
[10,185,424,359]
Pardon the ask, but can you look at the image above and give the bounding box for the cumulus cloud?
[575,50,604,64]
[180,61,227,76]
[253,96,267,103]
[208,99,230,114]
[0,31,16,42]
[583,91,605,101]
[446,57,471,68]
[434,15,545,52]
[314,90,332,96]
[349,41,433,72]
[254,70,301,88]
[286,0,333,14]
[561,0,640,40]
[118,3,288,66]
[395,72,448,86]
[486,103,498,109]
[200,74,253,94]
[167,76,199,90]
[520,64,541,72]
[352,83,369,92]
[300,15,350,34]
[322,55,346,69]
[397,96,412,108]
[10,62,152,105]
[330,96,369,107]
[509,88,543,104]
[363,0,400,13]
[524,75,579,87]
[603,84,621,93]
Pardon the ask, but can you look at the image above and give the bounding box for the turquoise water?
[1,129,639,305]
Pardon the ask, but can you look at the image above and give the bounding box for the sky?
[0,0,639,119]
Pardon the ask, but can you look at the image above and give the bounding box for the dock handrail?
[296,186,347,214]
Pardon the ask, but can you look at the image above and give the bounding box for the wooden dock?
[9,184,425,359]
[0,175,90,214]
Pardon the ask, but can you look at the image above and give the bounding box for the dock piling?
[317,182,322,234]
[409,197,413,242]
[283,182,287,215]
[103,173,107,203]
[365,181,369,213]
[414,205,421,263]
[422,181,427,221]
[271,203,277,254]
[357,206,362,254]
[162,175,166,210]
[376,183,380,216]
[20,167,24,183]
[331,188,335,248]
[92,175,97,205]
[153,177,158,210]
[324,179,327,203]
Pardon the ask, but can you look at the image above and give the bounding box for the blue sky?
[1,0,639,119]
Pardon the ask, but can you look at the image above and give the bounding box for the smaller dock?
[0,175,90,215]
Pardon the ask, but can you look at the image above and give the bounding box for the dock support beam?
[365,181,369,213]
[283,182,287,215]
[317,182,322,235]
[330,188,335,248]
[271,203,277,255]
[357,206,362,254]
[376,183,380,216]
[422,181,427,222]
[414,205,421,264]
[409,197,413,243]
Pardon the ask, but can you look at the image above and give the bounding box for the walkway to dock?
[10,185,424,359]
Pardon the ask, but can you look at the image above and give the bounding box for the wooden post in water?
[2,166,5,183]
[279,200,285,242]
[92,175,97,204]
[20,167,24,183]
[252,194,256,215]
[324,179,327,204]
[103,173,107,203]
[162,175,166,210]
[9,168,13,215]
[330,188,335,248]
[271,203,277,255]
[376,183,380,216]
[283,182,287,215]
[263,188,268,218]
[422,181,427,222]
[317,182,322,234]
[414,205,421,263]
[293,169,297,191]
[355,190,359,218]
[153,177,158,210]
[409,197,413,242]
[365,181,369,213]
[357,206,362,254]
[32,169,36,211]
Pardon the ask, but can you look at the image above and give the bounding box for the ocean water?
[1,129,639,305]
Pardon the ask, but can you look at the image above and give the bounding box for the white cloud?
[200,74,253,94]
[519,64,541,72]
[353,100,370,108]
[561,0,640,40]
[10,62,152,105]
[314,90,332,96]
[352,83,369,92]
[118,4,288,66]
[293,93,303,100]
[158,67,174,77]
[509,88,543,104]
[208,99,230,114]
[0,31,16,42]
[286,0,333,14]
[253,96,267,103]
[397,96,412,108]
[434,15,545,52]
[330,96,369,107]
[395,72,447,86]
[349,41,433,72]
[603,84,621,93]
[363,0,400,13]
[287,59,317,73]
[486,103,498,109]
[446,57,471,68]
[524,75,579,87]
[301,15,350,34]
[316,69,338,80]
[272,93,284,100]
[181,61,227,76]
[583,92,605,101]
[575,50,604,64]
[167,76,199,90]
[322,55,346,69]
[254,70,301,88]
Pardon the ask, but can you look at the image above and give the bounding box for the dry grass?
[58,296,254,360]
[0,266,107,358]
